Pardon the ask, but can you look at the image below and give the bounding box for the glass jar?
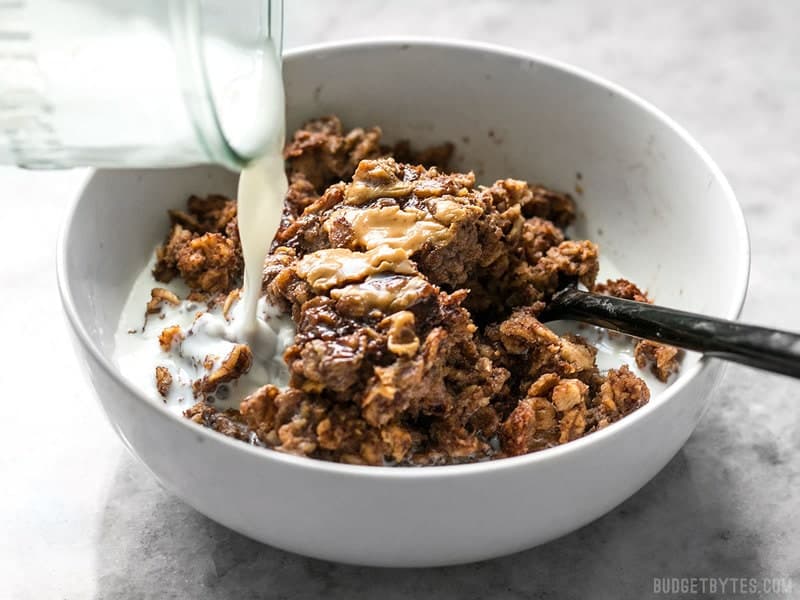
[0,0,283,169]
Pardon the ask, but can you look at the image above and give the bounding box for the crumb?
[594,278,651,303]
[146,287,180,315]
[193,344,253,396]
[158,325,184,352]
[155,366,172,398]
[635,339,681,382]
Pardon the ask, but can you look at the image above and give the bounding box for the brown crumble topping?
[222,288,240,320]
[153,195,242,298]
[138,117,682,466]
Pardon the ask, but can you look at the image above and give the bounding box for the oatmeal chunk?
[484,178,576,228]
[521,217,566,263]
[153,195,242,297]
[284,172,319,219]
[594,278,651,302]
[276,155,595,317]
[530,240,600,296]
[153,224,193,283]
[501,397,559,455]
[284,116,383,192]
[592,365,651,426]
[490,307,597,379]
[175,233,241,295]
[284,116,459,195]
[500,374,591,455]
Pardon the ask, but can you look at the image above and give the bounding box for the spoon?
[539,286,800,378]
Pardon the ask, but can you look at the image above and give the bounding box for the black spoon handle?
[543,288,800,379]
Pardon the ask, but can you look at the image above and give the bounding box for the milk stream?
[229,37,288,353]
[230,151,288,355]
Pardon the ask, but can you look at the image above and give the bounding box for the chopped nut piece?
[158,325,184,352]
[551,379,589,412]
[240,384,281,438]
[559,407,587,443]
[222,288,241,320]
[193,344,253,395]
[146,287,181,314]
[379,311,420,357]
[634,340,681,382]
[155,366,172,398]
[527,373,560,397]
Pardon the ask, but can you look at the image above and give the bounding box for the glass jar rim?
[170,0,283,170]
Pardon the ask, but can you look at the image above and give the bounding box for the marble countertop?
[2,1,799,598]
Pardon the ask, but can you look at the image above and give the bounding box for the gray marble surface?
[2,1,799,598]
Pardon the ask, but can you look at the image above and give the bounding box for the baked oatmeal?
[132,115,681,466]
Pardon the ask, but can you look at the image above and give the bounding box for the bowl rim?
[56,37,751,479]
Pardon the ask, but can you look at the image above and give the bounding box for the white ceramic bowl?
[57,40,749,567]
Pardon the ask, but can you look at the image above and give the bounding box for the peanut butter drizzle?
[330,275,431,314]
[347,205,449,252]
[300,162,482,312]
[296,247,416,292]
